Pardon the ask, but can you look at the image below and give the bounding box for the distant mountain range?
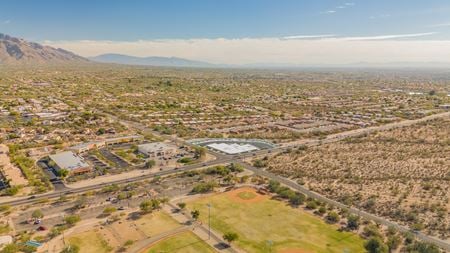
[2,32,450,69]
[0,33,88,64]
[90,54,450,69]
[89,54,217,68]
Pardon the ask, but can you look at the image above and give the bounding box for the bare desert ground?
[267,118,450,239]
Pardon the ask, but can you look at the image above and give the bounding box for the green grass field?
[146,231,216,253]
[187,188,366,253]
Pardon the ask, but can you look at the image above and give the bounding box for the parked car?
[37,226,47,231]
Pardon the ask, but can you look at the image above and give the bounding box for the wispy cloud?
[339,32,437,41]
[2,20,11,25]
[283,34,336,40]
[321,2,355,14]
[284,33,436,41]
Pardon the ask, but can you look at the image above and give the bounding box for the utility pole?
[61,214,65,246]
[207,202,211,240]
[266,240,273,253]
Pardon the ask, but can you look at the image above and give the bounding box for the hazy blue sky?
[2,0,450,64]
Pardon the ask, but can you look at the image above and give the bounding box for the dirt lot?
[266,118,450,239]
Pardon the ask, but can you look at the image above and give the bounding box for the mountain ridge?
[89,53,217,68]
[0,33,88,64]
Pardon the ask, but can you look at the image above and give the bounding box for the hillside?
[0,33,88,64]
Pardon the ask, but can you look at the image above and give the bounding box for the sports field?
[146,231,216,253]
[187,187,366,253]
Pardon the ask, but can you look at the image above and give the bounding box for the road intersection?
[2,111,449,250]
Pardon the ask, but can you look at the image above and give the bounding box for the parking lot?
[98,149,130,168]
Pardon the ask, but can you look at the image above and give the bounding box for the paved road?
[0,156,233,207]
[3,111,449,250]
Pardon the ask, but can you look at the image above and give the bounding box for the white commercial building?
[207,143,258,154]
[138,142,177,158]
[49,151,92,175]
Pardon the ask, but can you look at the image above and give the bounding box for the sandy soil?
[226,187,266,203]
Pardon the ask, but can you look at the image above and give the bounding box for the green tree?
[387,234,402,252]
[31,209,44,219]
[253,159,266,168]
[0,205,11,213]
[177,202,186,210]
[346,214,360,230]
[57,169,69,178]
[326,211,340,223]
[288,192,305,206]
[191,182,217,193]
[144,160,156,169]
[0,243,19,253]
[364,237,388,253]
[60,244,80,253]
[191,210,200,220]
[124,240,134,247]
[103,206,117,215]
[193,146,206,159]
[4,186,19,196]
[140,200,152,213]
[363,224,382,238]
[305,200,318,210]
[406,242,440,253]
[139,199,160,213]
[317,206,327,215]
[20,245,37,253]
[223,232,239,244]
[64,215,81,226]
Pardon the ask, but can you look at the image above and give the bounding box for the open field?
[266,117,450,239]
[135,211,181,237]
[187,187,366,253]
[144,231,216,253]
[68,230,114,253]
[66,210,182,252]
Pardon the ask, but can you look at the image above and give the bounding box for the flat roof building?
[138,142,177,158]
[69,141,106,154]
[49,151,92,175]
[207,143,258,154]
[68,135,144,154]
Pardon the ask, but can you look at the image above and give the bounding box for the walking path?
[129,202,241,253]
[163,202,241,253]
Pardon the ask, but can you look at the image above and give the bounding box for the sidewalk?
[163,202,242,253]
